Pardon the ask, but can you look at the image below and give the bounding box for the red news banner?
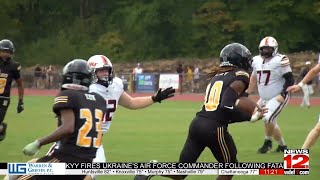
[283,149,309,175]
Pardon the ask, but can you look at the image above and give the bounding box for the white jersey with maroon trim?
[252,53,292,100]
[89,77,124,133]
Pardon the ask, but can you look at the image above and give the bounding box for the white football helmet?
[259,36,278,57]
[87,55,113,87]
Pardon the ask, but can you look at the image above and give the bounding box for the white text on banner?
[159,74,179,89]
[219,169,259,175]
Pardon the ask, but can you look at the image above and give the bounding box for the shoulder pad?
[235,71,249,78]
[280,56,290,67]
[54,90,73,104]
[112,77,124,89]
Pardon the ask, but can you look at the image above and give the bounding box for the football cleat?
[258,139,272,154]
[275,145,287,152]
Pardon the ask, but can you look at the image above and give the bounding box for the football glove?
[17,100,24,113]
[23,140,40,156]
[250,106,268,123]
[152,87,175,103]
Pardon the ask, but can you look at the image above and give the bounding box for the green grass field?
[1,96,319,180]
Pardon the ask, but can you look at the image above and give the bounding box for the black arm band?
[220,87,239,109]
[240,92,249,97]
[229,109,251,124]
[281,72,295,97]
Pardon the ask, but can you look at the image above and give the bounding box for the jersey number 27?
[204,81,223,111]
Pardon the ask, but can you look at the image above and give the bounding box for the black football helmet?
[0,39,15,61]
[219,43,252,71]
[61,59,93,91]
[0,39,15,54]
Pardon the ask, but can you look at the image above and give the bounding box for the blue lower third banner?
[135,74,156,92]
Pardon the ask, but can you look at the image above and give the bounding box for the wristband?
[298,82,304,88]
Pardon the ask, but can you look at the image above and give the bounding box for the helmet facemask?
[61,72,92,91]
[0,49,13,62]
[93,66,113,88]
[260,46,275,58]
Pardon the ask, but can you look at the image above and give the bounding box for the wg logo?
[8,163,26,174]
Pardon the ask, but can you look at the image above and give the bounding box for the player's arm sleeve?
[220,71,250,109]
[12,63,21,80]
[281,72,294,98]
[52,91,77,116]
[279,56,294,98]
[229,109,252,124]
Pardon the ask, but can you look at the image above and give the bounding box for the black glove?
[17,100,24,113]
[152,87,175,103]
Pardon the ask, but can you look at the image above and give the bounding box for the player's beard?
[261,49,273,58]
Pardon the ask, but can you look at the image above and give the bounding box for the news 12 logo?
[8,163,27,174]
[284,149,309,169]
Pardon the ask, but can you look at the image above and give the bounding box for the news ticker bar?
[2,162,285,169]
[0,162,309,176]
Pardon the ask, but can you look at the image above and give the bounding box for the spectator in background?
[193,65,200,93]
[46,65,54,89]
[176,63,183,94]
[298,61,314,108]
[41,66,47,88]
[186,65,194,92]
[132,63,143,92]
[34,65,42,88]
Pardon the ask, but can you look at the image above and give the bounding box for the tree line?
[0,0,319,66]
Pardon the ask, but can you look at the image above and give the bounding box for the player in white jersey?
[87,55,175,163]
[247,36,294,153]
[288,62,320,149]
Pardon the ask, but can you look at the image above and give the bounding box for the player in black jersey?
[0,39,24,141]
[134,43,267,180]
[17,59,106,180]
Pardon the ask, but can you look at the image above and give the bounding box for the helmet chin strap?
[97,79,110,88]
[94,70,112,88]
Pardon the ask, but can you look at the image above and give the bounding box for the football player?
[134,43,267,180]
[0,39,24,141]
[17,59,106,180]
[87,55,174,175]
[246,36,294,153]
[287,62,320,149]
[297,61,313,108]
[45,55,175,179]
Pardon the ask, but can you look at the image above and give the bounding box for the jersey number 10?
[0,78,7,94]
[204,81,223,111]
